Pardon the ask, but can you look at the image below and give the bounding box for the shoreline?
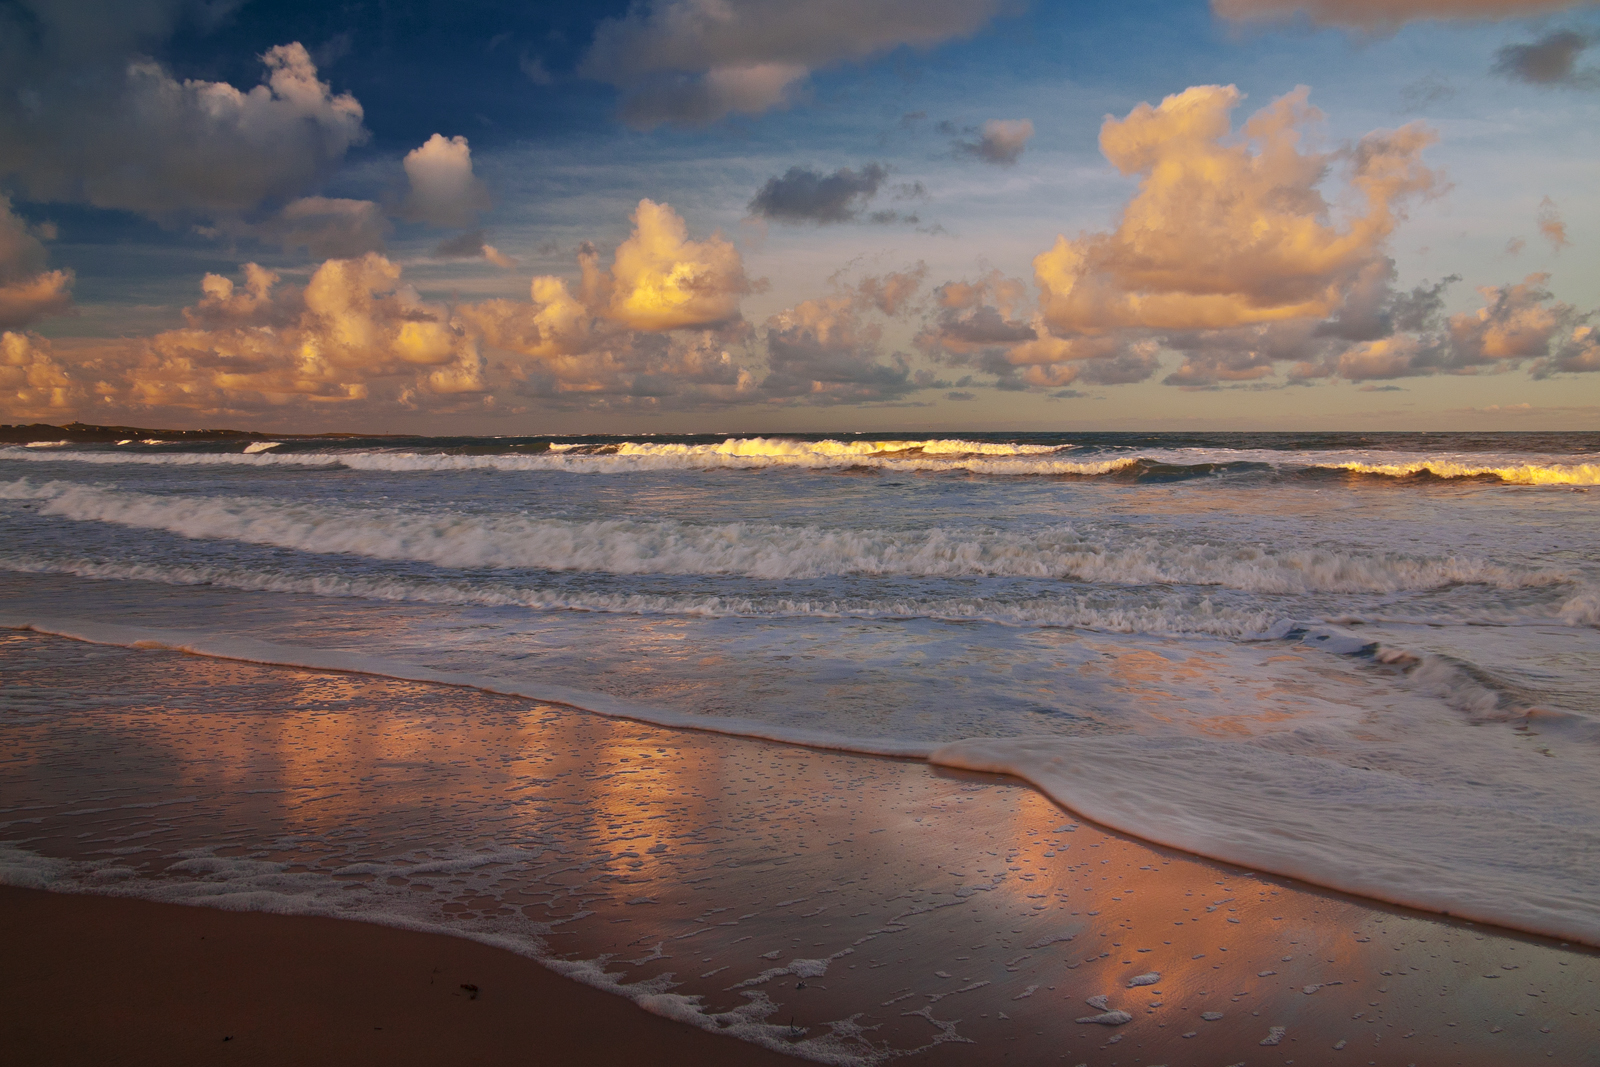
[9,615,1598,950]
[5,629,1599,1066]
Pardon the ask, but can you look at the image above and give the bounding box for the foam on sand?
[5,614,1600,949]
[0,616,931,761]
[930,731,1600,946]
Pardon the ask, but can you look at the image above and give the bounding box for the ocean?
[3,429,1598,1061]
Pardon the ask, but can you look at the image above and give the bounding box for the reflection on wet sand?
[2,630,1596,1065]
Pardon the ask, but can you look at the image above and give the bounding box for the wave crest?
[1327,460,1600,486]
[3,478,1578,594]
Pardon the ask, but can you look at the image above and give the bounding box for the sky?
[1,0,1597,434]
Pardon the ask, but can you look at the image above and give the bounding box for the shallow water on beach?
[5,633,1598,1066]
[2,430,1599,948]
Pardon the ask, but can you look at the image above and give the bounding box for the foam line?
[4,439,1597,482]
[0,616,932,760]
[930,735,1600,948]
[1329,459,1600,485]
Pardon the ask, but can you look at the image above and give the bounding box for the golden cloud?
[0,199,762,420]
[110,253,484,412]
[1033,85,1438,336]
[606,199,749,330]
[0,331,80,417]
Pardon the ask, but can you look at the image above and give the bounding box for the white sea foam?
[2,479,1577,594]
[4,438,1596,483]
[0,553,1309,637]
[0,842,883,1066]
[0,439,1132,476]
[613,437,1068,458]
[931,730,1600,947]
[1329,459,1600,485]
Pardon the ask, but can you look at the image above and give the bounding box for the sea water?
[2,433,1598,959]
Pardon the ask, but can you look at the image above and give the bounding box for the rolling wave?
[2,478,1579,593]
[0,554,1303,637]
[1328,459,1600,485]
[3,438,1597,483]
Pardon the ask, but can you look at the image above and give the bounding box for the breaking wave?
[3,438,1597,483]
[2,478,1580,593]
[1327,459,1600,485]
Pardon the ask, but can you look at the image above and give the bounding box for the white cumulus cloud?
[403,134,491,229]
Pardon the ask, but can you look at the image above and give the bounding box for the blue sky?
[1,0,1597,432]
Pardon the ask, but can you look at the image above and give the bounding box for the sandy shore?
[5,630,1599,1066]
[1,885,800,1067]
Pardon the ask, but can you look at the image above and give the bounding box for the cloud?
[1445,274,1571,369]
[913,87,1595,395]
[433,231,518,268]
[747,164,889,224]
[1164,321,1322,387]
[255,197,391,258]
[580,0,1018,127]
[1400,73,1456,110]
[761,269,929,402]
[954,118,1035,165]
[916,272,1036,358]
[853,265,927,315]
[457,199,750,347]
[454,200,761,409]
[0,195,73,329]
[403,134,492,229]
[1,331,81,417]
[605,199,750,330]
[461,241,922,409]
[1033,85,1438,335]
[915,271,1161,389]
[1537,196,1572,252]
[0,199,773,419]
[1532,325,1600,377]
[519,53,555,85]
[110,253,488,413]
[182,264,291,329]
[1285,273,1600,381]
[1211,0,1591,29]
[0,38,366,222]
[1493,29,1600,88]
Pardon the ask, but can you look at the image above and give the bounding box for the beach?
[5,0,1598,1053]
[6,629,1597,1066]
[1,885,799,1067]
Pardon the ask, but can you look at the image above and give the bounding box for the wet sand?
[4,629,1599,1065]
[0,884,799,1066]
